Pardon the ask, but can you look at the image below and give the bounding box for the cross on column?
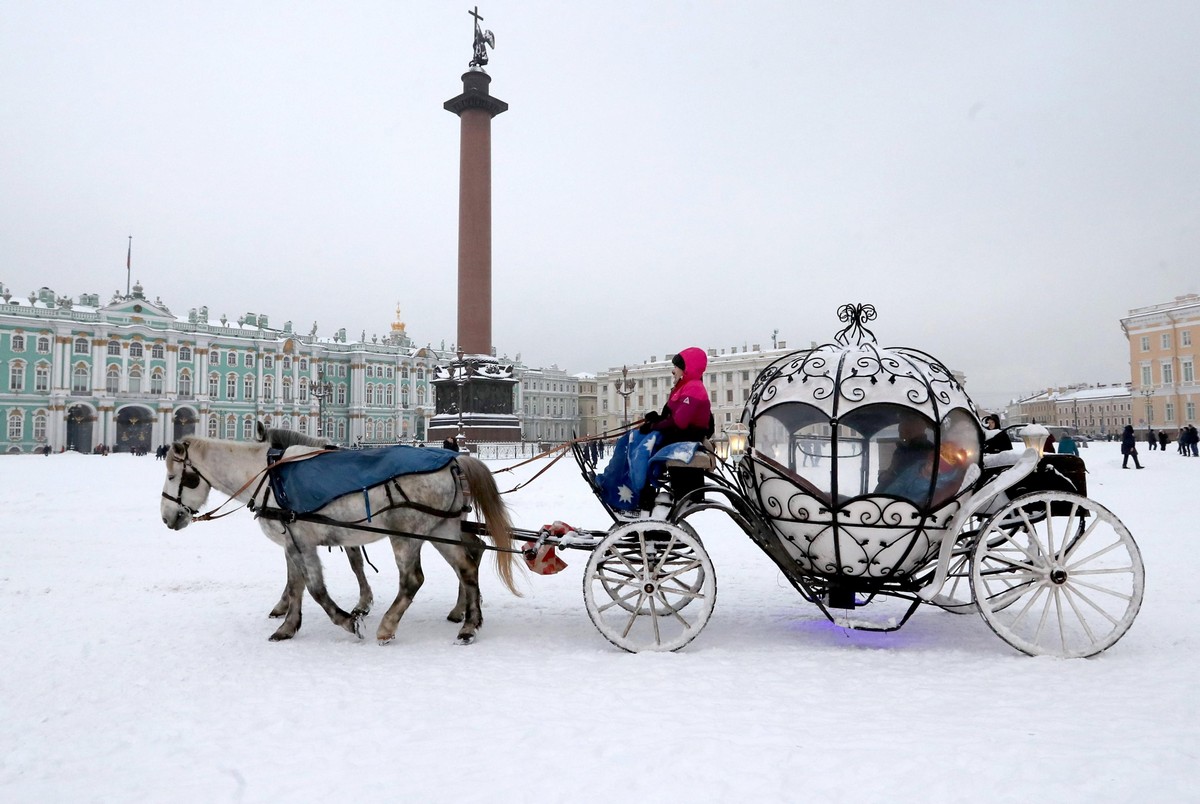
[469,6,483,25]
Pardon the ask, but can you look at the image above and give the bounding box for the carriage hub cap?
[1050,567,1069,584]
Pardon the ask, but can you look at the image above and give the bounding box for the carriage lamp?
[726,423,750,464]
[713,433,730,461]
[1020,423,1049,458]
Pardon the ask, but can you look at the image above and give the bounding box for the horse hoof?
[377,637,393,646]
[455,633,476,646]
[268,631,294,642]
[349,615,364,640]
[268,612,285,619]
[447,611,465,624]
[352,605,372,617]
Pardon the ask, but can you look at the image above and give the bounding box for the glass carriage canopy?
[743,304,983,512]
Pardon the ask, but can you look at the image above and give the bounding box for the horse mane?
[259,428,335,450]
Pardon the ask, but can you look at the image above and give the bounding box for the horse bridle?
[161,441,212,517]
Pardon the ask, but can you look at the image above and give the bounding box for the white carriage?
[571,304,1144,656]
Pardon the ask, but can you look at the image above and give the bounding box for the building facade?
[0,283,454,453]
[1121,293,1200,436]
[1006,384,1133,436]
[517,365,579,443]
[595,341,797,439]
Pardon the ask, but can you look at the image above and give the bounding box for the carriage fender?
[917,448,1040,602]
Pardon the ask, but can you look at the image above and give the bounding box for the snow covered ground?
[1,444,1197,803]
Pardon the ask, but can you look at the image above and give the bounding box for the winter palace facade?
[0,281,458,454]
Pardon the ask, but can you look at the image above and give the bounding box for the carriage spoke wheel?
[583,521,716,653]
[970,491,1144,658]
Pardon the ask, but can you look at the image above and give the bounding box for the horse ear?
[256,421,266,442]
[171,442,186,458]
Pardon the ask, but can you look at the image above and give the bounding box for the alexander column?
[430,7,520,446]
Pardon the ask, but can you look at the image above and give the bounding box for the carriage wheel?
[970,491,1144,658]
[583,521,716,653]
[599,519,705,615]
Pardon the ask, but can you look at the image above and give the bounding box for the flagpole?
[126,235,132,297]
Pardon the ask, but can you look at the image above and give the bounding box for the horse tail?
[457,456,522,596]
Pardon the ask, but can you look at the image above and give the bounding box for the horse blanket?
[267,446,458,515]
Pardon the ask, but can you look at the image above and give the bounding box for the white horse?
[159,430,520,644]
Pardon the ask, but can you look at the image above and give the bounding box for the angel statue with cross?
[468,6,496,69]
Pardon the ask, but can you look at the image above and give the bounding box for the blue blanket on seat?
[268,446,458,515]
[594,431,702,512]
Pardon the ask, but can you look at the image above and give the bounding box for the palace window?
[264,356,274,369]
[179,346,192,362]
[8,334,24,353]
[1188,402,1196,421]
[336,385,346,405]
[33,411,47,442]
[225,415,237,439]
[299,358,308,371]
[151,369,164,395]
[299,378,309,403]
[209,350,219,365]
[151,344,164,359]
[1140,336,1150,352]
[1162,333,1172,350]
[9,360,26,392]
[178,371,193,397]
[8,410,23,441]
[1166,402,1176,422]
[299,417,308,435]
[401,387,410,408]
[36,336,51,354]
[130,342,143,359]
[1141,365,1152,386]
[1162,362,1174,385]
[366,383,374,406]
[282,377,292,402]
[73,365,89,393]
[1183,359,1195,384]
[227,351,237,367]
[108,340,121,356]
[35,364,50,392]
[242,417,255,440]
[74,338,89,355]
[244,375,255,400]
[106,365,119,394]
[226,374,237,399]
[129,367,142,394]
[1183,330,1193,347]
[283,356,292,371]
[209,373,220,398]
[245,352,255,368]
[263,376,274,400]
[208,417,219,438]
[385,385,394,406]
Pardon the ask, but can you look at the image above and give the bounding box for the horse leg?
[431,529,483,645]
[346,546,373,617]
[376,538,424,645]
[447,531,485,623]
[268,577,290,619]
[268,553,306,641]
[283,537,363,639]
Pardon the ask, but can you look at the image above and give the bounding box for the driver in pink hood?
[639,347,715,502]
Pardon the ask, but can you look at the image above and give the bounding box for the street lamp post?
[1141,388,1154,435]
[311,366,333,440]
[615,365,636,428]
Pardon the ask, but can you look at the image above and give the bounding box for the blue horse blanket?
[267,446,458,515]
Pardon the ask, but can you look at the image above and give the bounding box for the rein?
[492,422,641,495]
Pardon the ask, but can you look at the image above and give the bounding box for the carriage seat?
[663,438,717,471]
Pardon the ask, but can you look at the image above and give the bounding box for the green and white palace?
[0,281,457,454]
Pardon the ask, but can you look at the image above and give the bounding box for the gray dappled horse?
[160,428,520,644]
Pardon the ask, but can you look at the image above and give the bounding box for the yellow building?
[1121,293,1200,436]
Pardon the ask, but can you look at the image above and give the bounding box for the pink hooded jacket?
[650,346,712,437]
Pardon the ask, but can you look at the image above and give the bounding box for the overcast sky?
[3,1,1198,409]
